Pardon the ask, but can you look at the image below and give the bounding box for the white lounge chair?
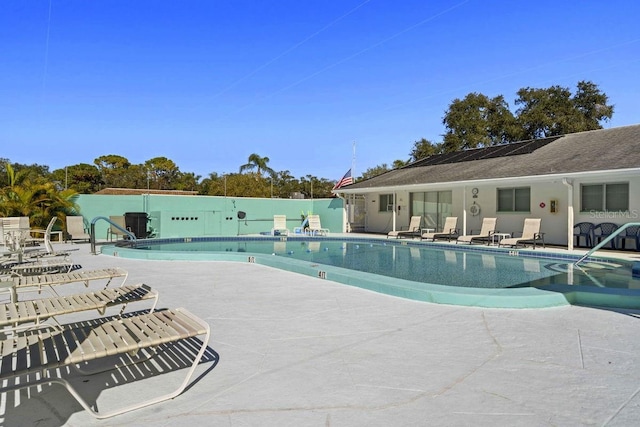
[499,218,545,249]
[66,215,91,242]
[0,284,159,332]
[6,257,75,277]
[3,267,129,302]
[457,218,497,245]
[307,215,329,236]
[387,216,422,239]
[271,215,290,236]
[421,217,458,241]
[0,307,210,419]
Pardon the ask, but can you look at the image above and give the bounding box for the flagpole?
[352,141,356,181]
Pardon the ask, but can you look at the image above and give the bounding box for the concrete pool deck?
[2,239,640,426]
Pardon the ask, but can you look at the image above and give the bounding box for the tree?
[174,172,201,191]
[392,159,409,169]
[199,172,224,196]
[51,163,103,194]
[227,173,269,197]
[358,164,392,181]
[298,175,333,198]
[515,85,577,139]
[272,170,298,198]
[442,93,518,151]
[94,154,132,188]
[0,163,78,228]
[515,80,613,139]
[0,160,51,188]
[239,153,276,177]
[409,138,443,161]
[145,157,180,190]
[571,81,613,131]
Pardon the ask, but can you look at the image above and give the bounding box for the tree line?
[2,80,614,201]
[0,153,339,199]
[359,80,613,179]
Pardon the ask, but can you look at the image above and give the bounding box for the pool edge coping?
[100,236,640,310]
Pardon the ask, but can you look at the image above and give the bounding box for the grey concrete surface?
[2,241,640,426]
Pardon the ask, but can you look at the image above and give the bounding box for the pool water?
[134,239,639,290]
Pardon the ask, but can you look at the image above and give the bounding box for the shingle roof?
[342,124,640,190]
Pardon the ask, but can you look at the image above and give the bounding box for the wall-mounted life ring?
[469,203,481,216]
[539,202,546,208]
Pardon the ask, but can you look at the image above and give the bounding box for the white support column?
[462,187,467,236]
[392,191,397,232]
[563,178,574,251]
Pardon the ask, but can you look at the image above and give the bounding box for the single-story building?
[334,124,640,250]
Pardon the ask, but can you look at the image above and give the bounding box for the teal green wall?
[74,194,344,239]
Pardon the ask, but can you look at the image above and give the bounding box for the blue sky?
[1,1,638,182]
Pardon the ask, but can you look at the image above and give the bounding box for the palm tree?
[0,163,78,228]
[239,153,276,177]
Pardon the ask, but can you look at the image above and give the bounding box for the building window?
[497,187,530,212]
[379,194,394,212]
[581,183,629,212]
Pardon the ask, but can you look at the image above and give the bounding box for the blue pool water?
[123,237,639,291]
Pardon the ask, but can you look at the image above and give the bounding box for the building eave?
[334,167,640,194]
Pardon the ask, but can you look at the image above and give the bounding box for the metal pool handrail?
[90,216,137,254]
[575,222,640,266]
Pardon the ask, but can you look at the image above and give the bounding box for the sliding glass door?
[411,191,452,231]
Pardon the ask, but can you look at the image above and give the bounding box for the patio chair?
[65,215,91,242]
[307,214,329,236]
[456,218,497,245]
[107,215,129,241]
[616,224,640,251]
[1,216,31,251]
[271,215,290,236]
[387,215,422,239]
[499,218,545,249]
[0,307,210,419]
[593,222,619,249]
[573,222,595,248]
[421,217,458,241]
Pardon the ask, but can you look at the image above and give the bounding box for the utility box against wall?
[125,212,148,238]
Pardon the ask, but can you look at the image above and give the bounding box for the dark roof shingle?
[343,124,640,190]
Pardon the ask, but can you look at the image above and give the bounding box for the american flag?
[333,169,353,190]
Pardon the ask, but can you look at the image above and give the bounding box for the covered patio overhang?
[334,167,640,251]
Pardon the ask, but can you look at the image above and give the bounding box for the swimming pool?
[103,236,640,309]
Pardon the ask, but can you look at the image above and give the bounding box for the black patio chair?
[616,225,640,251]
[593,222,619,249]
[573,222,595,247]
